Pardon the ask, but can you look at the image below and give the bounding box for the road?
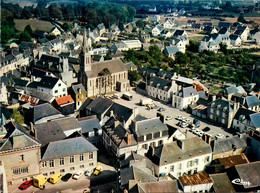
[112,89,233,138]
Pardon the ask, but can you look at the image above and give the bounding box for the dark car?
[203,127,210,132]
[61,173,72,182]
[158,107,166,112]
[18,180,32,190]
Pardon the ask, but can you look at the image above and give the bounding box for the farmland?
[14,19,55,32]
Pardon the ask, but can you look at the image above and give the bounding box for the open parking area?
[112,89,233,139]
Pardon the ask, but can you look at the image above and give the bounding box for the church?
[79,28,130,97]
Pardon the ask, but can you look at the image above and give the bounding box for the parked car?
[73,171,84,180]
[19,180,32,190]
[158,107,166,112]
[166,115,173,120]
[93,165,103,176]
[176,115,183,120]
[203,127,210,132]
[216,134,225,139]
[61,173,72,182]
[85,169,94,177]
[49,172,62,184]
[181,122,189,128]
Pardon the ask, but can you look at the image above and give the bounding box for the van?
[122,93,133,101]
[33,174,47,189]
[49,172,62,184]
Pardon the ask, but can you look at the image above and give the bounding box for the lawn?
[14,19,55,32]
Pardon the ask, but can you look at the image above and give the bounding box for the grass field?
[14,19,55,32]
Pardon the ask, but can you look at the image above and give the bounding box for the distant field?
[14,19,54,32]
[3,0,37,7]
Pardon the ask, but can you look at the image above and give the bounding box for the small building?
[172,86,199,109]
[178,172,213,192]
[244,95,260,112]
[69,84,87,111]
[49,27,62,36]
[152,25,163,36]
[163,46,180,60]
[229,35,242,46]
[173,30,188,38]
[53,95,75,116]
[40,136,98,177]
[209,173,236,193]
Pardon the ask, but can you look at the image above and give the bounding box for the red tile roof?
[55,95,74,106]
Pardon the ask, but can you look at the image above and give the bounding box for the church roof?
[85,59,127,78]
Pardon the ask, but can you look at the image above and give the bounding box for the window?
[60,169,65,173]
[177,172,182,177]
[49,160,54,167]
[50,171,55,175]
[142,144,148,149]
[70,156,74,163]
[13,166,29,175]
[89,163,94,166]
[55,90,58,93]
[42,161,47,168]
[43,173,48,176]
[187,161,192,168]
[170,165,174,172]
[205,156,210,163]
[19,155,24,162]
[194,159,199,165]
[70,167,75,171]
[80,165,84,168]
[89,152,93,160]
[58,83,61,87]
[80,154,84,161]
[63,88,66,92]
[178,163,182,170]
[60,158,64,165]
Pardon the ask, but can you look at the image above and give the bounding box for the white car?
[166,116,173,121]
[176,115,183,120]
[216,134,225,139]
[73,171,84,180]
[181,122,189,128]
[85,169,93,177]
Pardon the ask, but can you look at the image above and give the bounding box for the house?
[37,76,67,98]
[53,95,75,116]
[207,99,240,128]
[40,136,98,177]
[173,30,188,38]
[148,15,160,23]
[130,117,169,153]
[172,86,199,109]
[218,27,230,37]
[226,162,260,192]
[160,29,174,38]
[152,25,163,36]
[209,173,236,193]
[163,19,174,29]
[34,117,81,147]
[146,137,212,177]
[229,35,242,46]
[234,26,249,41]
[49,27,62,36]
[147,77,177,103]
[199,40,220,53]
[218,22,231,29]
[79,29,129,97]
[134,180,179,193]
[212,135,248,160]
[172,36,189,53]
[203,26,218,34]
[0,83,8,105]
[192,23,202,32]
[178,172,213,192]
[232,108,260,133]
[69,84,87,111]
[0,121,41,184]
[163,46,180,59]
[250,30,260,45]
[244,95,260,112]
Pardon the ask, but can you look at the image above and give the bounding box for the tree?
[219,43,228,55]
[24,25,33,35]
[62,23,72,32]
[19,31,31,42]
[136,20,146,29]
[128,70,141,82]
[238,14,246,23]
[186,40,199,52]
[175,52,189,65]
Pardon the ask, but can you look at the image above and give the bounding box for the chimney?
[114,120,120,128]
[127,133,132,145]
[211,95,216,102]
[30,122,34,133]
[34,128,38,139]
[132,107,139,117]
[133,120,138,132]
[110,110,114,117]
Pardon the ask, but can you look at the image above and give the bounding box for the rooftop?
[179,171,213,186]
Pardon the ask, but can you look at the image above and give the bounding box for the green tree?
[238,14,246,23]
[24,25,33,35]
[19,31,31,42]
[175,52,189,65]
[128,70,141,82]
[186,40,200,52]
[11,108,24,124]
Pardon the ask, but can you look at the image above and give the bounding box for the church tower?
[82,27,92,72]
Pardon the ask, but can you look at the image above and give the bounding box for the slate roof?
[120,166,157,187]
[210,173,236,193]
[33,103,62,123]
[41,136,97,161]
[0,121,40,152]
[245,95,260,108]
[137,180,178,193]
[164,46,179,55]
[35,117,81,146]
[174,30,185,36]
[78,116,101,134]
[148,77,172,91]
[104,103,133,124]
[234,29,244,36]
[229,35,240,41]
[233,108,255,120]
[0,107,11,122]
[147,137,211,166]
[250,113,260,128]
[86,97,113,116]
[233,161,260,189]
[120,152,152,169]
[71,84,86,95]
[135,117,168,137]
[212,135,247,155]
[225,86,237,95]
[38,76,60,89]
[85,59,127,78]
[177,86,199,98]
[218,27,229,34]
[218,22,231,29]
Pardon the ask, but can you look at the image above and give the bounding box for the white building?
[146,137,212,178]
[230,35,242,46]
[172,86,199,109]
[37,76,67,98]
[148,15,161,23]
[49,27,62,36]
[0,83,8,105]
[163,19,175,29]
[152,25,163,36]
